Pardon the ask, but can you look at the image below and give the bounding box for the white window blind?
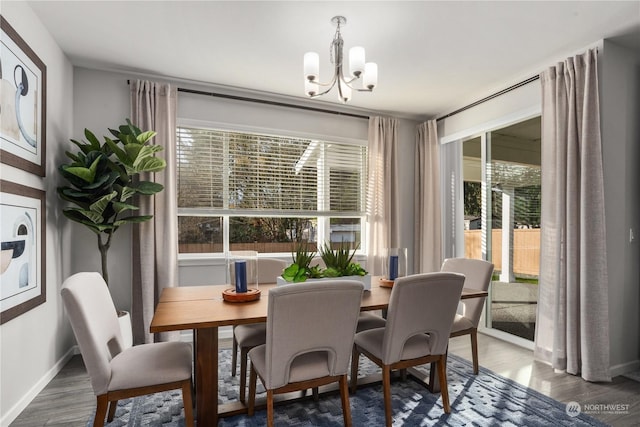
[177,126,367,216]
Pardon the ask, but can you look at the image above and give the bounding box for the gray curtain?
[534,49,610,382]
[130,80,179,344]
[414,120,442,272]
[366,117,399,276]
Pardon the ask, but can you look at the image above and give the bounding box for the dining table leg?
[195,327,218,426]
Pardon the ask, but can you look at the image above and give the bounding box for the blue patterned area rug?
[89,349,608,427]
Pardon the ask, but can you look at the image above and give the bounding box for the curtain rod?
[127,80,369,120]
[436,75,540,122]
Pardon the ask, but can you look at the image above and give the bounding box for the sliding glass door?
[461,116,541,341]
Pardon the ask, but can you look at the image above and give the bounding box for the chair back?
[382,272,465,363]
[257,258,287,283]
[264,280,364,389]
[61,272,124,395]
[441,258,494,327]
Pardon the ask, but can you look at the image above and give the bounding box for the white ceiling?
[26,1,640,120]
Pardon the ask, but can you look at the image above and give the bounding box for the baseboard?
[0,346,77,427]
[611,359,640,378]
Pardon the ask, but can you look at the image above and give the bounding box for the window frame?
[176,119,368,259]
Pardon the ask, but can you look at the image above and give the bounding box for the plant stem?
[97,232,113,286]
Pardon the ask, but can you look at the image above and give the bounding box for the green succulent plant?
[319,241,367,278]
[57,119,166,285]
[281,240,367,283]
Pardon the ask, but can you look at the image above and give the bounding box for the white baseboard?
[0,346,77,427]
[611,359,640,378]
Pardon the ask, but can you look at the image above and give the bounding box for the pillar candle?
[235,260,247,293]
[389,255,399,280]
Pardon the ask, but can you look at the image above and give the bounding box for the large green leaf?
[113,215,153,226]
[57,187,91,208]
[90,191,117,215]
[135,181,164,195]
[65,151,80,162]
[84,129,101,150]
[65,207,104,224]
[62,156,100,183]
[112,201,138,214]
[124,143,143,164]
[119,186,136,202]
[104,137,130,166]
[83,175,112,190]
[136,130,157,144]
[133,156,166,173]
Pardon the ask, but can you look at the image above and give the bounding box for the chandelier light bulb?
[363,62,378,90]
[349,46,365,78]
[304,52,319,82]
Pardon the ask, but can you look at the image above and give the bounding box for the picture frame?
[0,16,47,177]
[0,180,46,324]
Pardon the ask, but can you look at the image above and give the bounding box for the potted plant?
[57,119,166,286]
[58,119,166,346]
[279,241,370,289]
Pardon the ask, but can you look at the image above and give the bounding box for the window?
[177,126,367,255]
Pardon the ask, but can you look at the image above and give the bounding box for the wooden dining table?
[150,278,488,426]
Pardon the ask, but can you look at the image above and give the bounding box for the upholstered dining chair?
[350,272,465,427]
[441,257,494,374]
[61,272,194,427]
[247,280,364,427]
[231,257,287,402]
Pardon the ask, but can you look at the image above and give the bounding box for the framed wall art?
[1,16,47,176]
[0,180,46,324]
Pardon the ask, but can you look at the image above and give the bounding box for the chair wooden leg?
[437,355,451,413]
[400,368,407,381]
[339,375,353,427]
[470,328,479,374]
[231,326,238,377]
[107,400,117,421]
[312,387,319,402]
[267,389,275,427]
[182,379,195,427]
[248,363,257,416]
[350,347,360,393]
[382,366,393,427]
[240,347,248,402]
[94,395,108,427]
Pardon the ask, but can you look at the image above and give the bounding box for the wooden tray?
[222,288,261,302]
[379,278,395,288]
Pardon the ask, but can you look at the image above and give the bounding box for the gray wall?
[601,40,640,373]
[0,3,74,425]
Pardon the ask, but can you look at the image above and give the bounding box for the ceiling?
[26,1,640,120]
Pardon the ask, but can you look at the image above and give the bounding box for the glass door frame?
[440,107,540,350]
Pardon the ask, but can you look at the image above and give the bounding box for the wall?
[601,40,640,374]
[0,3,74,425]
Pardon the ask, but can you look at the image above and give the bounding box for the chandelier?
[303,16,378,103]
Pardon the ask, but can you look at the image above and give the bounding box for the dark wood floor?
[10,334,640,426]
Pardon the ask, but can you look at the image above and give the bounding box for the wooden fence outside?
[465,229,540,277]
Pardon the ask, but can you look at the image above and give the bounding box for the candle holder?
[381,248,407,287]
[223,250,260,302]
